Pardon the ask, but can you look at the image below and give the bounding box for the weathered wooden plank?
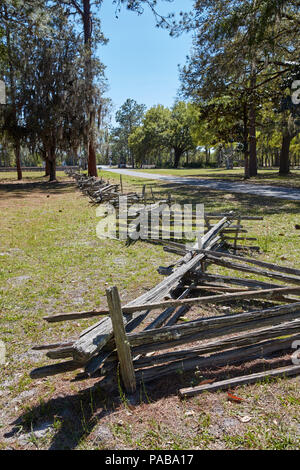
[221,224,244,230]
[131,311,300,356]
[179,364,300,397]
[201,249,300,277]
[81,296,300,373]
[163,245,187,256]
[46,345,76,359]
[44,310,108,323]
[200,217,231,249]
[133,319,300,368]
[79,310,148,338]
[134,335,299,384]
[192,272,282,290]
[121,286,300,314]
[85,285,197,376]
[222,236,257,241]
[128,302,300,351]
[32,341,75,351]
[164,306,191,328]
[233,216,241,252]
[221,228,248,234]
[205,255,300,285]
[144,286,193,330]
[205,213,263,221]
[44,222,227,325]
[84,294,192,377]
[72,316,115,363]
[84,350,116,377]
[225,245,260,252]
[180,285,251,293]
[107,287,136,393]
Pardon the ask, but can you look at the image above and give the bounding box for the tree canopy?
[178,0,300,176]
[0,0,299,177]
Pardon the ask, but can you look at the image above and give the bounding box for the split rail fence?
[30,211,300,397]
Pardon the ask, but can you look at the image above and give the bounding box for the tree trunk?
[173,149,182,168]
[279,131,292,175]
[49,160,56,182]
[47,146,56,182]
[5,5,22,181]
[249,62,257,177]
[82,0,98,177]
[249,107,257,176]
[87,140,97,177]
[72,145,79,167]
[205,147,210,166]
[45,158,50,177]
[243,104,250,179]
[14,140,22,180]
[217,146,223,167]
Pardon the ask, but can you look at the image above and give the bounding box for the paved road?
[99,167,300,202]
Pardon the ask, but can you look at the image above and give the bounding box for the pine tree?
[177,0,299,177]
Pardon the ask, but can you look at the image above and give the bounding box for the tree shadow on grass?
[158,183,300,218]
[0,180,76,201]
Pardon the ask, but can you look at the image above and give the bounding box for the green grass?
[0,170,49,182]
[0,170,299,450]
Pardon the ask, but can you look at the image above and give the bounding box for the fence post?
[120,174,123,193]
[234,216,241,253]
[142,184,146,202]
[106,286,136,393]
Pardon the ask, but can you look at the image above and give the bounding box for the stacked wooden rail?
[66,169,258,251]
[30,216,233,377]
[144,210,261,255]
[65,169,143,206]
[113,204,260,251]
[30,214,300,395]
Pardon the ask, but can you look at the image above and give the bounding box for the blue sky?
[97,0,194,120]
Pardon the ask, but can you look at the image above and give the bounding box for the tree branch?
[61,0,84,17]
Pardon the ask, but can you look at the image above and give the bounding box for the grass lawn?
[0,170,47,183]
[129,167,300,189]
[0,171,299,450]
